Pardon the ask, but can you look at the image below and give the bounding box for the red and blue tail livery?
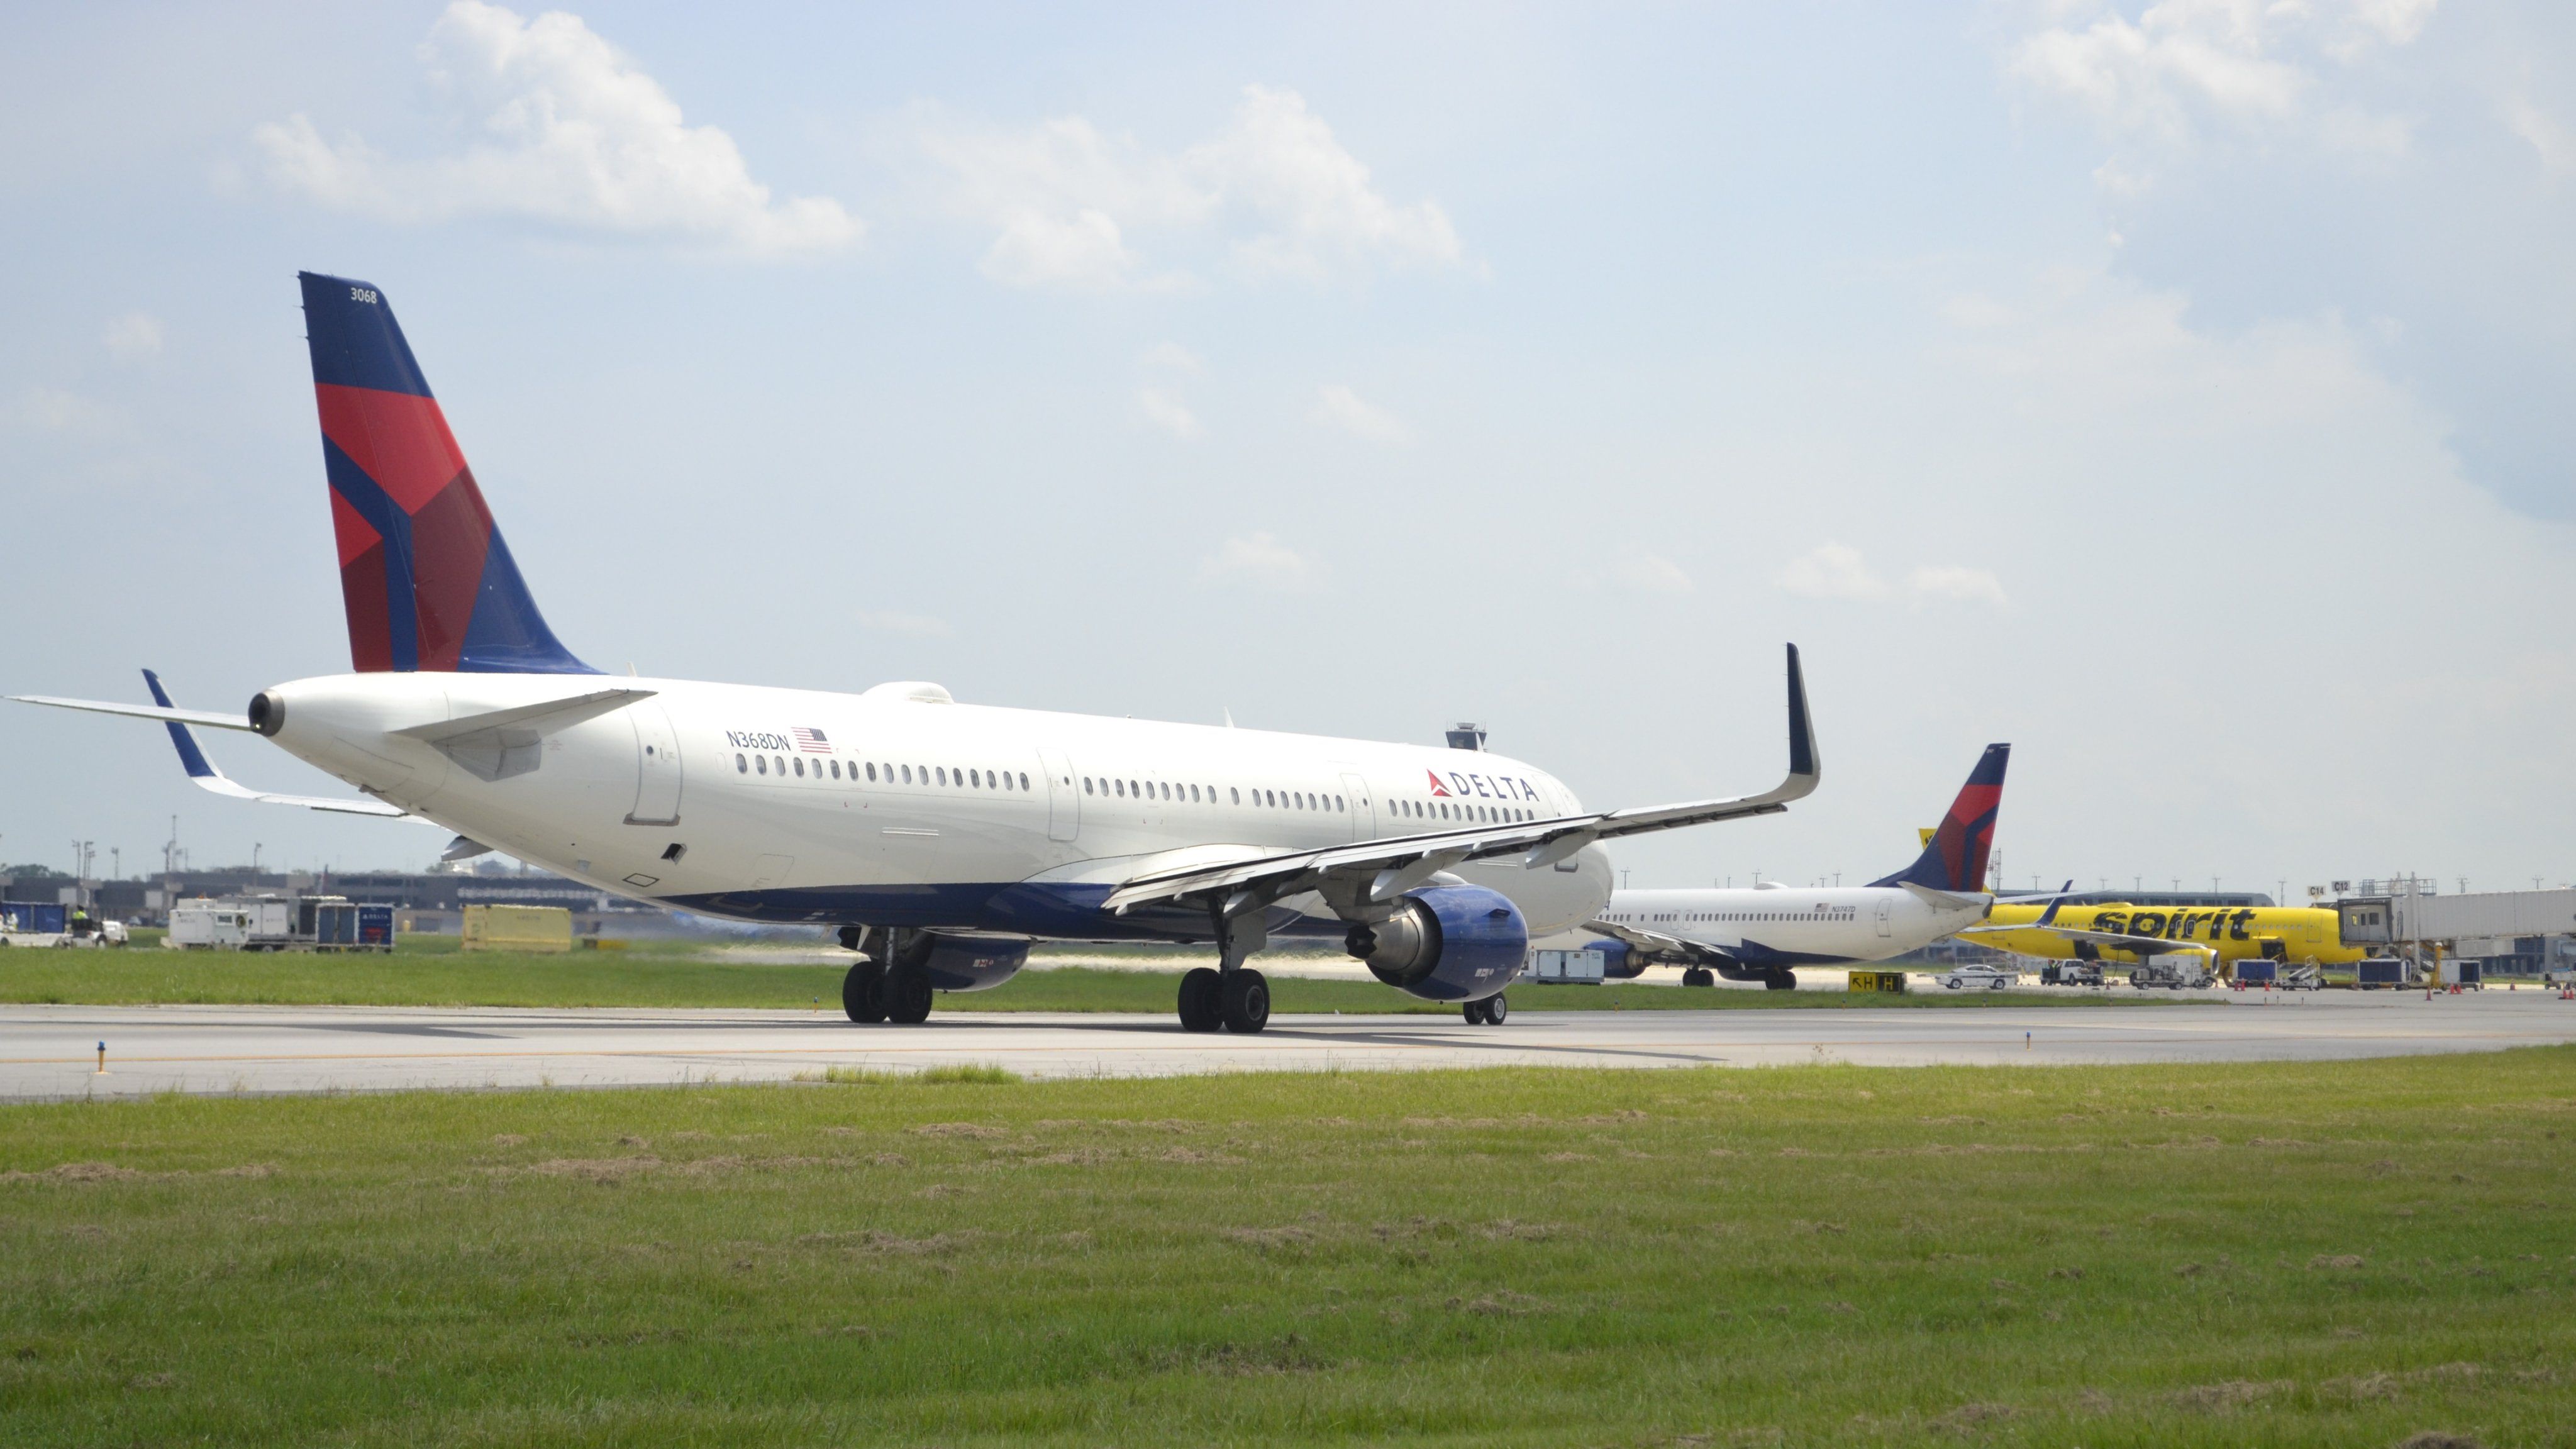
[1869,742,2009,893]
[299,272,591,676]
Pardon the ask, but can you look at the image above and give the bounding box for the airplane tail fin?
[1868,743,2009,892]
[299,272,591,675]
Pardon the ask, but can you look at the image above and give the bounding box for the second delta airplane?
[16,272,1821,1034]
[1581,744,2007,986]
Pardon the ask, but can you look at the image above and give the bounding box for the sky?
[4,1,2572,900]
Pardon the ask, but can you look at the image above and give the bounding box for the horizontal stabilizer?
[1897,880,1987,913]
[393,687,655,743]
[9,694,254,731]
[132,668,413,819]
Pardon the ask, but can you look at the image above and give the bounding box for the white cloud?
[1188,86,1463,280]
[1137,387,1202,440]
[1903,564,2011,607]
[1617,553,1695,596]
[852,609,951,638]
[2007,0,2437,155]
[1775,542,1890,601]
[2506,94,2576,175]
[924,85,1463,290]
[102,312,162,361]
[253,1,860,256]
[1141,342,1202,373]
[4,389,116,431]
[1197,531,1321,591]
[1309,384,1413,444]
[1775,544,2006,606]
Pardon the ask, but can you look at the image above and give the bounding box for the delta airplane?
[13,272,1822,1034]
[1579,744,2007,987]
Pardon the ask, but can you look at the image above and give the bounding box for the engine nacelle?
[1345,886,1527,1002]
[897,932,1029,993]
[1593,937,1648,979]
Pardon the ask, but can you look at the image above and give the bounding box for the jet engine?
[1344,885,1527,1002]
[1592,937,1647,979]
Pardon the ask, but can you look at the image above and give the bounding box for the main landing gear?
[1180,901,1271,1033]
[1463,993,1509,1025]
[837,926,933,1025]
[1763,966,1797,991]
[1680,967,1716,988]
[1179,965,1269,1033]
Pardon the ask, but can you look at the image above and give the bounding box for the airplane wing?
[1582,917,1740,968]
[126,669,413,819]
[1101,643,1819,918]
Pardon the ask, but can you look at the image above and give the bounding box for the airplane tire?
[884,963,934,1024]
[841,960,887,1023]
[1682,967,1715,988]
[1462,997,1484,1024]
[1764,967,1797,991]
[1219,969,1270,1034]
[1177,967,1222,1032]
[1483,992,1508,1024]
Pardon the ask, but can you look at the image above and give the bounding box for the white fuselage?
[1596,884,1987,967]
[255,671,1614,942]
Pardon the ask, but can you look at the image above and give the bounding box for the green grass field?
[0,936,2168,1014]
[3,1050,2567,1446]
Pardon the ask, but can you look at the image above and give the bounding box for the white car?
[1935,964,2018,991]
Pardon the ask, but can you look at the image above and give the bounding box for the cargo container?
[1529,948,1606,984]
[462,903,574,953]
[311,901,394,952]
[3,902,69,935]
[2355,958,2416,989]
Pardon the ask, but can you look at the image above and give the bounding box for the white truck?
[2129,954,2216,990]
[167,897,296,950]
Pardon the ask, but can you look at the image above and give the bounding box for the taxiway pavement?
[3,990,2570,1100]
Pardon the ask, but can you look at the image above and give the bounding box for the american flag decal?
[791,726,831,753]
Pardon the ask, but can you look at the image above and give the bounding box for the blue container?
[2236,959,2279,985]
[4,902,69,933]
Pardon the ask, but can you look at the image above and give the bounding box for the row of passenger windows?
[735,752,1029,792]
[1087,777,1342,811]
[1394,799,1531,825]
[727,750,1539,829]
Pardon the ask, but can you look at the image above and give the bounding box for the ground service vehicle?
[1936,963,2016,991]
[2130,956,2214,990]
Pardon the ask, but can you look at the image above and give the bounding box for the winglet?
[141,669,221,781]
[2035,882,2074,928]
[1785,643,1818,786]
